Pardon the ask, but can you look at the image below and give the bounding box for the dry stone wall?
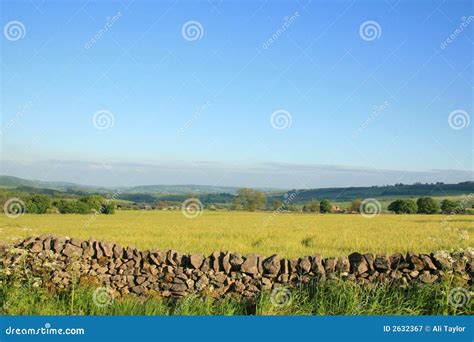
[1,235,472,299]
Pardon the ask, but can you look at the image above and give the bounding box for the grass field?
[1,211,472,257]
[1,276,470,315]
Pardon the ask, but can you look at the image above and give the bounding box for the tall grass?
[1,278,471,316]
[1,211,472,257]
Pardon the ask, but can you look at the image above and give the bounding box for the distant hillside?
[1,175,472,205]
[269,182,474,203]
[0,175,276,195]
[0,175,80,190]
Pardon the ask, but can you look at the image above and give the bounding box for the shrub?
[440,199,459,214]
[236,188,266,211]
[388,199,418,214]
[25,195,51,214]
[319,199,332,213]
[53,199,77,214]
[416,197,439,214]
[101,202,115,215]
[79,195,104,211]
[75,201,92,214]
[272,200,282,210]
[308,200,319,213]
[350,199,362,213]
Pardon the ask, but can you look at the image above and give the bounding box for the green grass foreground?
[1,279,471,315]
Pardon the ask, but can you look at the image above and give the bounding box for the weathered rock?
[324,257,337,273]
[200,257,211,272]
[211,251,221,272]
[52,237,68,253]
[406,252,424,271]
[263,254,280,276]
[311,254,325,275]
[349,253,368,274]
[68,238,81,248]
[431,251,452,270]
[62,244,83,258]
[131,285,145,294]
[241,255,259,275]
[124,246,135,259]
[336,256,350,273]
[420,254,437,270]
[170,283,187,293]
[101,242,114,257]
[229,253,244,271]
[299,256,312,274]
[390,252,404,270]
[419,272,438,284]
[31,242,43,253]
[189,253,204,269]
[363,253,374,271]
[222,253,231,273]
[374,255,390,271]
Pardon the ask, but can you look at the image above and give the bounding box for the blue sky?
[1,0,472,188]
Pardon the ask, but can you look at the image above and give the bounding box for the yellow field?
[0,211,472,257]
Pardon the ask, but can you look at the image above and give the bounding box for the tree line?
[8,194,115,215]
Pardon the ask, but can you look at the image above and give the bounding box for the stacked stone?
[0,235,471,299]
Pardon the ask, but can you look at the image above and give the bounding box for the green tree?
[319,199,332,213]
[440,199,459,214]
[101,202,116,214]
[388,199,418,214]
[75,201,92,214]
[25,195,51,214]
[79,195,103,211]
[236,188,266,211]
[54,199,77,214]
[416,197,439,214]
[230,197,242,210]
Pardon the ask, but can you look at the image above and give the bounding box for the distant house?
[332,204,342,213]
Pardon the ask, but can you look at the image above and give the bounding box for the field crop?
[0,211,472,257]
